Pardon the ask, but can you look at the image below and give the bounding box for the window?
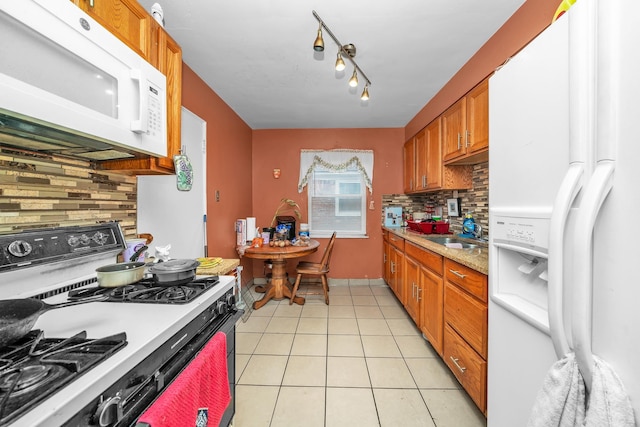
[308,170,366,237]
[298,149,373,238]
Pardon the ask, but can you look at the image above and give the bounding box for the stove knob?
[216,300,228,315]
[226,293,236,307]
[8,240,32,257]
[94,394,123,427]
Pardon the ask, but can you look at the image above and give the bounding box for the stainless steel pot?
[96,261,146,288]
[147,259,200,285]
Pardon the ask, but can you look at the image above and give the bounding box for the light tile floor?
[234,281,487,427]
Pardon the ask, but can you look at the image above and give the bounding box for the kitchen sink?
[427,236,486,249]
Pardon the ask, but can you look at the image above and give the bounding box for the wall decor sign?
[447,198,461,217]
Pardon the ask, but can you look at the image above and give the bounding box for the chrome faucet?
[471,224,483,239]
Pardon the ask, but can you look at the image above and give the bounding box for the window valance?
[298,149,374,193]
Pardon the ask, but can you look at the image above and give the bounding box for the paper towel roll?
[246,217,256,241]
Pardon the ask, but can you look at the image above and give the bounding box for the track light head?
[335,52,346,71]
[348,69,358,88]
[313,24,324,52]
[361,85,370,101]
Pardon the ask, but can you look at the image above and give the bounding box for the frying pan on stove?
[0,295,107,348]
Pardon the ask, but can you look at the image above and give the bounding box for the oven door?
[65,306,242,427]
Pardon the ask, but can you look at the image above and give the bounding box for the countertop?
[384,227,488,275]
[196,258,240,276]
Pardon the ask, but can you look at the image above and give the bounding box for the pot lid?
[148,259,200,273]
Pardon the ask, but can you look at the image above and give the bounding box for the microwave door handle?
[130,69,148,134]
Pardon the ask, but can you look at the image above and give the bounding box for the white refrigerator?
[488,0,639,425]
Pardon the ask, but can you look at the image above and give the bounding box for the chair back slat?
[320,232,337,270]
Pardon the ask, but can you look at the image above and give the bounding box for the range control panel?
[0,223,125,272]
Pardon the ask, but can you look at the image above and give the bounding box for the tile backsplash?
[0,145,138,237]
[382,162,489,236]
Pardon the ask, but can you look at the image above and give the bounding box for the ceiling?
[138,0,525,130]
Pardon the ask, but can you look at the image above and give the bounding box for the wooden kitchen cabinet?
[72,0,152,59]
[405,118,473,194]
[72,0,183,175]
[403,138,416,193]
[387,234,405,304]
[404,255,421,324]
[443,258,488,413]
[405,241,445,356]
[383,231,391,285]
[442,79,489,165]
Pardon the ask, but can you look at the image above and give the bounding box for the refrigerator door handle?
[548,163,584,359]
[572,160,615,393]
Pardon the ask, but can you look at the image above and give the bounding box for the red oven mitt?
[137,332,231,426]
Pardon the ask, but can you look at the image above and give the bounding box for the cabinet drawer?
[444,259,487,302]
[444,283,487,358]
[388,234,405,251]
[444,324,487,412]
[405,242,443,275]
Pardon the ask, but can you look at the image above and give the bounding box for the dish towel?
[527,352,636,427]
[137,332,231,427]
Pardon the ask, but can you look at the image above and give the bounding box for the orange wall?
[251,128,404,279]
[405,0,560,139]
[180,64,255,279]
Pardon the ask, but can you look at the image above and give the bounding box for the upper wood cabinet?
[72,0,151,58]
[403,138,415,193]
[404,117,473,194]
[442,79,489,165]
[71,0,182,175]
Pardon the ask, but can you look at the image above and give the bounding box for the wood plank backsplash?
[0,145,138,237]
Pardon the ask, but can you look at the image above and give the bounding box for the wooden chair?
[290,232,336,305]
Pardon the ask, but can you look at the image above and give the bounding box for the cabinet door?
[442,97,466,162]
[155,29,183,171]
[383,239,391,285]
[414,129,428,191]
[391,247,405,304]
[465,79,489,155]
[403,138,415,193]
[425,118,442,190]
[72,0,151,59]
[404,256,420,324]
[420,265,444,355]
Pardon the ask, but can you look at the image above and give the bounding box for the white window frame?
[307,169,367,238]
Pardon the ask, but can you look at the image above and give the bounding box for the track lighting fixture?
[348,69,358,87]
[335,51,346,71]
[361,84,370,101]
[313,23,324,52]
[312,10,372,101]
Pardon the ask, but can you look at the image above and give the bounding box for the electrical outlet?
[369,200,375,210]
[215,190,220,202]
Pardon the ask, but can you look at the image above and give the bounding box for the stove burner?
[0,365,64,397]
[68,276,220,304]
[0,330,127,425]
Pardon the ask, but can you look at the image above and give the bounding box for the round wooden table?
[242,240,319,309]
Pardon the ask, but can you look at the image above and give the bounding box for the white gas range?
[0,223,240,427]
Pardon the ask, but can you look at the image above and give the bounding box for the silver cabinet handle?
[449,269,467,279]
[417,286,422,301]
[465,130,470,147]
[457,133,461,149]
[450,356,467,373]
[391,261,395,274]
[412,282,416,298]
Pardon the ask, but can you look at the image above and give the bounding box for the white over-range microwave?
[0,0,167,160]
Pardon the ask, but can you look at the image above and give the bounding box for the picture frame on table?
[447,198,461,217]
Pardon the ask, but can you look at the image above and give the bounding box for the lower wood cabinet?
[444,258,488,413]
[382,233,487,414]
[444,324,487,411]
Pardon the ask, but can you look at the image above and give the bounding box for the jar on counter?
[299,223,310,242]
